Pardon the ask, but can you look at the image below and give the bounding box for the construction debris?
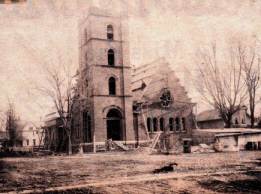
[191,144,215,153]
[133,146,156,154]
[104,139,130,151]
[150,132,162,150]
[112,141,129,151]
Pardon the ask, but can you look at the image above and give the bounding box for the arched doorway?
[106,109,123,141]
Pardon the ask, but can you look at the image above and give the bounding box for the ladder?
[150,132,162,149]
[140,103,151,141]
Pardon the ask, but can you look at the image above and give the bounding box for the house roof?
[16,120,28,131]
[215,131,261,137]
[197,105,251,122]
[15,120,41,132]
[44,112,60,123]
[194,128,261,139]
[197,109,221,122]
[196,128,261,133]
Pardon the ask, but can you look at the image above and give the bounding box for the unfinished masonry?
[51,7,197,153]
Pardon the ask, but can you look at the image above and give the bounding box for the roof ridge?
[133,57,167,71]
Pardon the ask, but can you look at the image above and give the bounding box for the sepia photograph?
[0,0,261,193]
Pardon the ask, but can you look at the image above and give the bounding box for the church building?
[71,7,196,152]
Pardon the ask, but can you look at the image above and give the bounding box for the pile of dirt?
[191,144,215,153]
[132,146,154,154]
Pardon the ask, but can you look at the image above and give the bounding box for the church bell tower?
[78,7,134,145]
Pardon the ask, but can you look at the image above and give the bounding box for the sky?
[0,0,261,122]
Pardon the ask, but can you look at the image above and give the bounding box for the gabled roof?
[15,120,40,132]
[197,109,221,122]
[16,120,28,131]
[132,58,169,84]
[132,58,171,102]
[44,112,60,123]
[131,57,191,104]
[197,106,251,122]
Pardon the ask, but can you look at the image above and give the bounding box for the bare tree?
[0,111,6,132]
[37,65,76,155]
[17,37,77,155]
[239,43,261,128]
[196,43,247,128]
[5,102,22,146]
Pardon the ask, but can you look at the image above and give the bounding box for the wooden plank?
[141,105,151,141]
[112,141,129,151]
[150,132,161,149]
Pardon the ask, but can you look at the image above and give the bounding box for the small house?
[197,106,250,129]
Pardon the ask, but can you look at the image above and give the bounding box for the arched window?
[235,118,239,125]
[147,117,152,132]
[175,118,180,131]
[107,25,113,40]
[242,118,245,124]
[169,118,174,131]
[108,77,116,95]
[182,117,186,131]
[160,118,164,131]
[153,118,158,132]
[108,49,115,66]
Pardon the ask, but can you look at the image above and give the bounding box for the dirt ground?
[0,151,261,193]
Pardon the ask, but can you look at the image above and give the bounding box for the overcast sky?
[0,0,261,122]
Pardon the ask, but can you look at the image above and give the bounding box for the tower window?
[108,49,115,66]
[107,25,114,40]
[109,77,116,95]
